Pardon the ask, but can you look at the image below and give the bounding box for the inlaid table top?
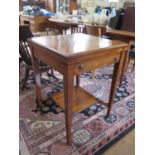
[30,33,127,58]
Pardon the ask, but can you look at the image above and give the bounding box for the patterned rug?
[19,64,135,155]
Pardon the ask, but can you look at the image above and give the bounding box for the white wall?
[81,0,107,13]
[81,0,135,13]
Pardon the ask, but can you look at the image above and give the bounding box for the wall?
[81,0,135,13]
[117,0,135,8]
[81,0,107,13]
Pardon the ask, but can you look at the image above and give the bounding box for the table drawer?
[74,50,121,75]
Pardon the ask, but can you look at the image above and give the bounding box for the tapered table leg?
[64,67,74,145]
[92,69,96,79]
[119,43,131,87]
[107,51,126,117]
[31,47,42,109]
[76,75,80,87]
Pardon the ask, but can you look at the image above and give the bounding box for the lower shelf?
[52,86,99,113]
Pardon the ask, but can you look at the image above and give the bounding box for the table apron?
[73,49,122,75]
[32,46,66,74]
[31,45,125,76]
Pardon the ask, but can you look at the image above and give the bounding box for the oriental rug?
[19,65,135,155]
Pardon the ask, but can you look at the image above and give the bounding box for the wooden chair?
[19,25,56,89]
[85,24,106,37]
[85,24,106,78]
[103,6,135,85]
[121,6,135,32]
[126,44,135,72]
[85,25,99,78]
[85,24,100,37]
[122,6,135,73]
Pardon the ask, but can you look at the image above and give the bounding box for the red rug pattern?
[19,65,134,155]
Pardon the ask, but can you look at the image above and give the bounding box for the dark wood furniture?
[28,33,128,145]
[85,24,106,37]
[104,29,135,85]
[105,29,135,40]
[20,14,52,32]
[127,51,135,72]
[115,6,135,74]
[70,0,78,14]
[85,24,106,78]
[48,18,79,34]
[121,6,135,32]
[126,42,135,72]
[104,5,135,85]
[19,25,33,89]
[48,18,107,35]
[105,5,135,39]
[19,25,56,89]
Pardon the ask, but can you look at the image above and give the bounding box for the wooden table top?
[48,18,80,26]
[49,18,107,28]
[84,23,106,29]
[29,33,127,59]
[106,29,135,38]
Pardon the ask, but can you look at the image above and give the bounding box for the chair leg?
[48,68,59,81]
[50,69,54,76]
[76,75,80,86]
[21,66,30,90]
[64,29,67,34]
[92,69,96,79]
[125,58,130,72]
[131,61,135,72]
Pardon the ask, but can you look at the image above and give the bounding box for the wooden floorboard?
[103,129,135,155]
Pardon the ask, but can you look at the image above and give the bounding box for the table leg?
[71,26,74,34]
[76,75,80,87]
[92,69,96,79]
[34,58,42,108]
[31,48,42,108]
[107,51,126,117]
[64,68,74,145]
[119,43,131,87]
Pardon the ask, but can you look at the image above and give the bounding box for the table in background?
[20,14,52,32]
[48,18,107,34]
[48,18,80,34]
[104,29,135,86]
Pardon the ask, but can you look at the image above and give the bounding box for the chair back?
[85,24,100,37]
[123,1,135,9]
[121,6,135,32]
[108,10,124,30]
[19,25,33,66]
